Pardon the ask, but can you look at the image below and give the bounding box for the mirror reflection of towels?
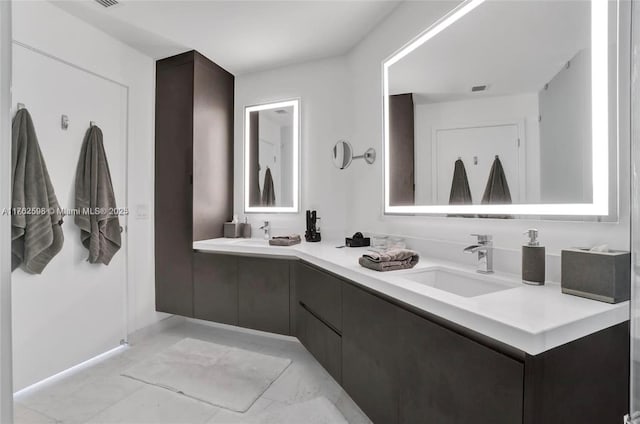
[481,155,512,219]
[261,167,276,206]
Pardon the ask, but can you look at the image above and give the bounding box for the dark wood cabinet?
[523,321,629,424]
[397,308,523,424]
[154,51,234,316]
[193,253,238,325]
[389,93,415,206]
[238,257,291,335]
[342,283,400,424]
[177,252,629,424]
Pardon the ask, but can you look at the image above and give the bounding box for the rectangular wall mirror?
[383,0,618,217]
[244,99,300,213]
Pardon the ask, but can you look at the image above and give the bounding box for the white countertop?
[193,238,630,355]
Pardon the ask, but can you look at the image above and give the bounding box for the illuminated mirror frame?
[383,0,610,216]
[244,99,300,213]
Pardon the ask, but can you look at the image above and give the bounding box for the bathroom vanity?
[189,239,629,424]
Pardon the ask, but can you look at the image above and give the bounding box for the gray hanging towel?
[74,125,121,265]
[261,167,276,206]
[482,156,512,204]
[481,155,512,219]
[11,109,64,274]
[448,158,475,218]
[448,159,473,205]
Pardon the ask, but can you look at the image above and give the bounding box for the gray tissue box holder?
[561,248,630,304]
[223,222,242,238]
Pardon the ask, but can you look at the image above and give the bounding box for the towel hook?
[495,154,499,160]
[17,103,25,110]
[90,121,96,127]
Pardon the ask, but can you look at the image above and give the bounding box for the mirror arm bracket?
[353,148,376,165]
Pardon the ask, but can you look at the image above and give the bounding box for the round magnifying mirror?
[332,140,353,169]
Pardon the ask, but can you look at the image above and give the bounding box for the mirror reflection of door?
[432,124,521,204]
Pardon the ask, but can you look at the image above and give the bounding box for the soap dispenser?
[522,229,545,285]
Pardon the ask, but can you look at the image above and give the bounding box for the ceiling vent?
[471,85,488,92]
[274,109,288,115]
[94,0,119,8]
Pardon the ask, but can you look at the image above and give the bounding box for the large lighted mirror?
[384,0,618,217]
[245,99,299,213]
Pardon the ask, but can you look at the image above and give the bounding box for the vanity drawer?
[296,302,342,383]
[294,262,342,331]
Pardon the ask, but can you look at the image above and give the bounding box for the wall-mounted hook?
[61,115,69,130]
[17,103,25,110]
[90,121,96,127]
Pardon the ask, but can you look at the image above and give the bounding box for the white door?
[11,44,128,391]
[433,124,522,204]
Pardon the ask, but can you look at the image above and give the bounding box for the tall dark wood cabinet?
[155,51,234,317]
[389,93,415,206]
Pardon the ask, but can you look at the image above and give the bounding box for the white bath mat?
[121,338,291,412]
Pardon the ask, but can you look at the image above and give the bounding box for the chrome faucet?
[463,234,494,274]
[259,221,271,240]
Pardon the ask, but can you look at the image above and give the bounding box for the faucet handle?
[471,234,492,243]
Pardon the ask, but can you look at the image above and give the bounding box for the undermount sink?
[400,268,518,298]
[231,239,270,246]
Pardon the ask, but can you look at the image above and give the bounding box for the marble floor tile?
[86,385,218,424]
[13,319,371,424]
[261,357,343,405]
[211,397,347,424]
[334,391,373,424]
[206,396,276,423]
[13,404,59,424]
[122,338,291,412]
[19,375,144,424]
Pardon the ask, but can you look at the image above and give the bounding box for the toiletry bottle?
[522,229,545,285]
[242,217,251,238]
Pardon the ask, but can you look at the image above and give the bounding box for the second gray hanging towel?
[74,125,121,265]
[481,155,512,204]
[481,155,512,219]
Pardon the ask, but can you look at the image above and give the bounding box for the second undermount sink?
[400,268,519,298]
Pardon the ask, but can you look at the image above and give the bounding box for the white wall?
[234,57,352,238]
[539,48,592,203]
[11,0,160,387]
[344,0,631,261]
[0,0,13,420]
[414,94,540,204]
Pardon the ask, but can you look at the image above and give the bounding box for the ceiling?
[51,0,401,75]
[388,1,595,104]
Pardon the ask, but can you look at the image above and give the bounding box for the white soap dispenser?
[522,229,545,285]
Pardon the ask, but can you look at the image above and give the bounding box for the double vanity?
[151,1,631,423]
[187,238,629,424]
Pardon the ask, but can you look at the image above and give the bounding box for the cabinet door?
[342,284,399,424]
[238,257,290,335]
[294,262,342,331]
[193,253,238,325]
[397,308,524,424]
[154,57,195,317]
[296,303,342,383]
